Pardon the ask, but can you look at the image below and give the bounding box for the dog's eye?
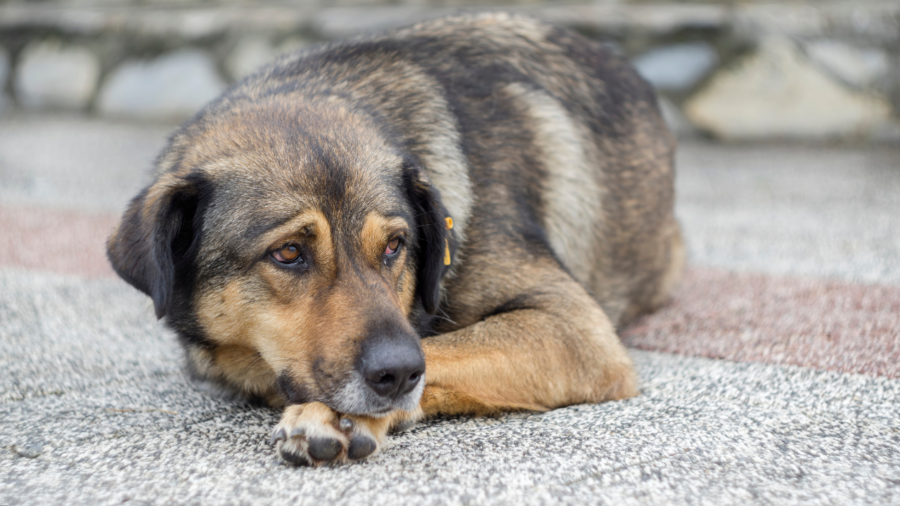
[385,238,401,256]
[272,244,304,265]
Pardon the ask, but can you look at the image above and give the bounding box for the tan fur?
[360,214,408,265]
[423,256,637,409]
[107,13,681,467]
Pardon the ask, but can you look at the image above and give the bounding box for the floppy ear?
[402,161,451,315]
[106,173,207,319]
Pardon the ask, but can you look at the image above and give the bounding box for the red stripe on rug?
[0,205,118,278]
[623,267,900,378]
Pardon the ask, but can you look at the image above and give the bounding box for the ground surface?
[1,115,898,505]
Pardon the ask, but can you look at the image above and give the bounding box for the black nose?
[360,339,425,400]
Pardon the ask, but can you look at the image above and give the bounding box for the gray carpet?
[2,269,898,505]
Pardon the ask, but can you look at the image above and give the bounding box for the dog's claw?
[270,427,287,445]
[347,435,377,460]
[290,427,306,438]
[339,418,354,432]
[307,437,342,461]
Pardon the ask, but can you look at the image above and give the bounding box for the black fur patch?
[277,371,314,405]
[401,159,451,315]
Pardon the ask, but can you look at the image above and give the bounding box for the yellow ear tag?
[444,239,451,266]
[443,217,453,265]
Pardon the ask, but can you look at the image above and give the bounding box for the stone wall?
[1,0,898,142]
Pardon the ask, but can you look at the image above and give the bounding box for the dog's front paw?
[270,402,390,466]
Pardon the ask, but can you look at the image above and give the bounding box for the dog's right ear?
[106,173,208,320]
[401,160,451,315]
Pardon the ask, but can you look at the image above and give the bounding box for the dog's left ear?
[402,160,451,315]
[106,173,208,319]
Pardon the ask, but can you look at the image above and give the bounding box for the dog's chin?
[330,373,425,417]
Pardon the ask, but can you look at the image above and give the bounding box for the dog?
[107,12,683,466]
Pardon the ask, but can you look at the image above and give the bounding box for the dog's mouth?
[329,372,425,417]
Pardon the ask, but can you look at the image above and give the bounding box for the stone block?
[633,42,719,92]
[0,46,8,113]
[657,97,696,139]
[13,40,100,110]
[0,46,9,87]
[684,37,892,140]
[279,37,311,57]
[226,36,278,81]
[734,3,900,45]
[97,49,227,121]
[226,36,311,81]
[804,40,890,89]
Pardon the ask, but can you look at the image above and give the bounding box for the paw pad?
[347,435,377,460]
[278,445,312,466]
[307,437,343,461]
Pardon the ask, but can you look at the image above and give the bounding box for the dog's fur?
[107,13,682,466]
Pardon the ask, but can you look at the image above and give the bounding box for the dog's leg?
[271,263,637,465]
[418,262,638,417]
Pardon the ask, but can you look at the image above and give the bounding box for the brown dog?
[107,13,682,466]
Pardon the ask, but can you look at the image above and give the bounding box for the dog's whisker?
[431,308,457,325]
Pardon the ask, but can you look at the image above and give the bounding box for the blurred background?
[0,0,898,142]
[1,0,899,283]
[2,4,900,501]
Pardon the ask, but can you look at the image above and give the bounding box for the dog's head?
[107,97,451,415]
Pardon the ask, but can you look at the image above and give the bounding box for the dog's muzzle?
[332,330,426,416]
